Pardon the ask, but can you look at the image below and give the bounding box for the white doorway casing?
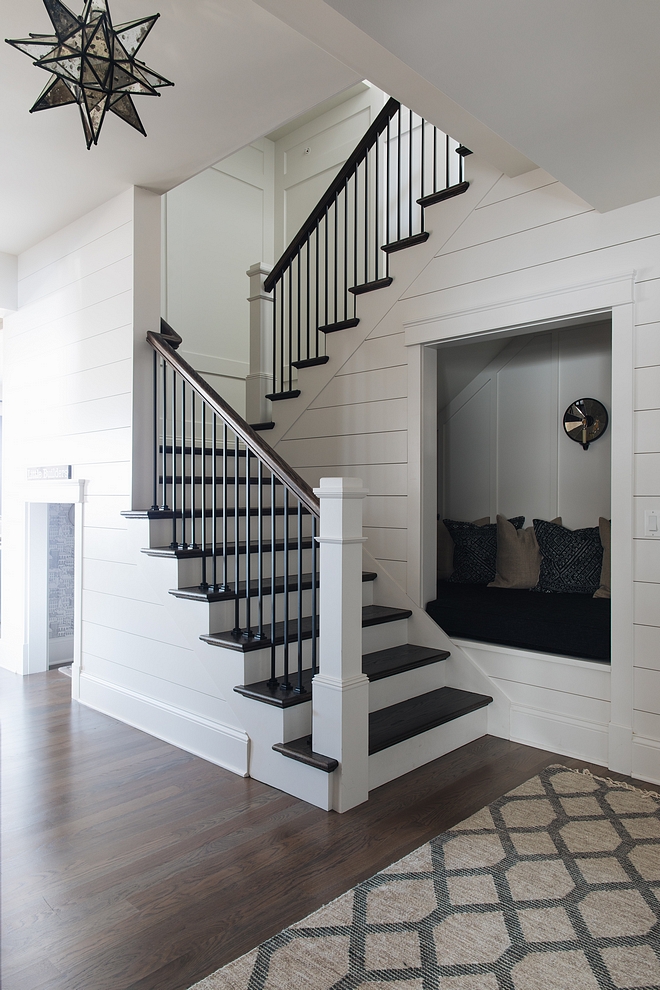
[405,272,635,777]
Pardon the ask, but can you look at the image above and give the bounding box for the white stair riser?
[368,662,447,713]
[368,707,489,791]
[362,617,409,654]
[362,579,375,606]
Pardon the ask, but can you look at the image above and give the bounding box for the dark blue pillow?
[533,519,603,594]
[445,517,525,585]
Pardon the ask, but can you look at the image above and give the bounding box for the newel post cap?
[314,477,368,499]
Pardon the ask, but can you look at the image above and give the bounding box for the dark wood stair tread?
[203,603,407,653]
[362,604,411,626]
[381,231,429,254]
[234,667,313,707]
[250,422,275,431]
[417,180,469,209]
[273,736,338,773]
[265,389,301,401]
[363,644,449,682]
[318,317,360,334]
[369,687,492,755]
[349,276,393,295]
[291,356,329,369]
[171,569,375,603]
[144,537,314,560]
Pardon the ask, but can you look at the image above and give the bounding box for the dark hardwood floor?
[1,668,656,990]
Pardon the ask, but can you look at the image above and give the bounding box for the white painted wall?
[0,188,247,775]
[440,323,612,529]
[0,252,17,315]
[265,155,660,781]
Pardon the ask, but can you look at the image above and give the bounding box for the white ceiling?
[257,0,660,214]
[0,0,360,255]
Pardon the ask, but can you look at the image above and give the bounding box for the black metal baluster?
[386,118,391,268]
[287,266,293,393]
[211,412,218,591]
[353,169,358,313]
[315,226,320,357]
[344,183,348,321]
[244,449,252,637]
[409,108,413,238]
[222,422,228,591]
[397,108,402,242]
[267,471,277,688]
[200,402,207,589]
[421,118,426,230]
[160,359,169,512]
[295,501,304,694]
[375,130,380,280]
[311,513,318,675]
[364,150,369,283]
[179,378,186,549]
[170,367,178,548]
[333,196,338,325]
[256,459,264,640]
[189,391,197,549]
[151,350,158,511]
[324,207,329,328]
[306,240,310,363]
[233,429,241,636]
[272,283,277,398]
[280,278,285,397]
[281,487,291,691]
[296,251,301,368]
[446,133,450,190]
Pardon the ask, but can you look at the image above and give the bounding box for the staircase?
[122,98,493,812]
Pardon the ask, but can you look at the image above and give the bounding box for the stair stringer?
[264,157,504,448]
[122,516,333,807]
[360,546,511,745]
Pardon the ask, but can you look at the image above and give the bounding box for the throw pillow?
[446,516,524,585]
[438,516,490,580]
[489,515,562,590]
[533,518,603,595]
[593,517,611,599]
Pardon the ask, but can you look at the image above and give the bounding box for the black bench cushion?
[426,581,611,663]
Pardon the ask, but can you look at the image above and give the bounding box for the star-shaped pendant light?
[6,0,173,149]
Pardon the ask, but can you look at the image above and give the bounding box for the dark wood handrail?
[147,325,320,516]
[264,97,401,293]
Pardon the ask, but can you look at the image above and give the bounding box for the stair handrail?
[264,97,400,293]
[147,321,319,516]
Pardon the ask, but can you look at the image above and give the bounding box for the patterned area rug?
[191,766,660,989]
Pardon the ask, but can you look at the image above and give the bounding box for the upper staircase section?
[262,97,470,401]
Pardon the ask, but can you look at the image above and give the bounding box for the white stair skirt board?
[453,638,611,765]
[368,705,488,792]
[78,671,250,777]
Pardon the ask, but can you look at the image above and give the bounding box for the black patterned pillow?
[445,517,525,585]
[533,519,603,594]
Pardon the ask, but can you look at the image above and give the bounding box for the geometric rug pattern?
[191,766,660,989]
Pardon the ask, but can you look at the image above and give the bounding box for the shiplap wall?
[0,189,247,771]
[440,324,612,529]
[273,156,660,779]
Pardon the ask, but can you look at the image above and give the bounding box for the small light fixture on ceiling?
[6,0,174,150]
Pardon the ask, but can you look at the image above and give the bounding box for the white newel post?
[313,477,370,813]
[245,262,273,425]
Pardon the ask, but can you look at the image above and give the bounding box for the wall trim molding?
[403,271,636,347]
[179,349,249,382]
[78,671,250,777]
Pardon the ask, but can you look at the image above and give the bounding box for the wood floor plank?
[1,668,656,990]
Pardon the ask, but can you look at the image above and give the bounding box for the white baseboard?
[510,704,609,765]
[78,671,249,777]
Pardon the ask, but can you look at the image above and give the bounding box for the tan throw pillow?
[438,516,490,581]
[594,517,611,598]
[489,515,562,590]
